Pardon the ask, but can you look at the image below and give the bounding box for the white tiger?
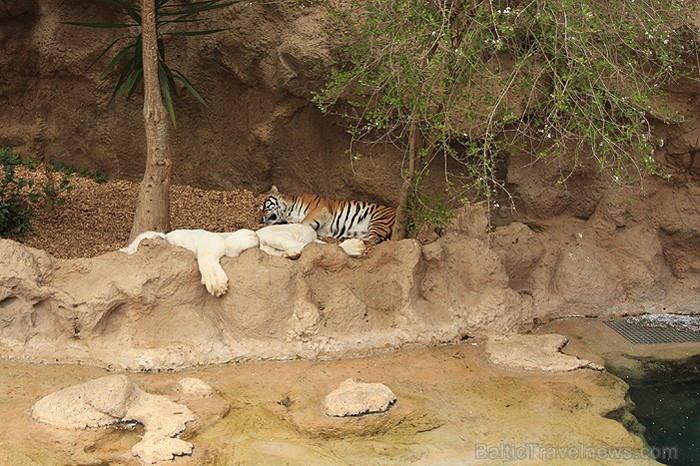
[120,224,364,297]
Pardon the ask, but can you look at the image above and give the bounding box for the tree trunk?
[128,0,171,242]
[391,117,419,240]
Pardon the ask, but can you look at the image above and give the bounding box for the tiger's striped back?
[260,186,395,243]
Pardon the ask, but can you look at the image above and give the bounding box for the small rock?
[175,377,216,399]
[322,378,396,417]
[132,434,193,464]
[31,375,195,464]
[484,333,604,372]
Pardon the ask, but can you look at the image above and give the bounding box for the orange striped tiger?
[260,186,395,244]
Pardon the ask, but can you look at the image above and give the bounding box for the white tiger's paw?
[339,238,366,257]
[202,271,228,297]
[282,250,302,260]
[199,262,229,297]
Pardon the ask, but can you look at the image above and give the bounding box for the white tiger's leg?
[260,238,307,259]
[256,224,317,258]
[166,230,229,297]
[180,229,258,297]
[196,253,229,297]
[258,244,283,256]
[195,233,228,297]
[339,238,366,257]
[119,231,167,254]
[221,229,259,257]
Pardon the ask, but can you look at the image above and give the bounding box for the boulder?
[322,379,396,417]
[31,375,195,464]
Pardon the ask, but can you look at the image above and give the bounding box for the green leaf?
[100,43,136,77]
[157,18,202,26]
[160,0,229,7]
[110,38,142,101]
[157,37,167,62]
[70,0,235,123]
[111,58,135,100]
[160,61,179,99]
[158,63,177,128]
[63,21,136,28]
[159,1,239,18]
[87,37,126,73]
[97,0,142,24]
[126,68,144,100]
[173,69,207,106]
[115,67,142,102]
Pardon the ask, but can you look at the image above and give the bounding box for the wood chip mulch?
[11,170,265,259]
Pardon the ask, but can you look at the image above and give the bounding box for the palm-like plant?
[68,0,235,127]
[68,0,237,241]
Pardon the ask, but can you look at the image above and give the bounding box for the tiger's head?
[260,186,288,225]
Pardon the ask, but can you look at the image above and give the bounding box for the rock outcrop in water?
[322,379,397,417]
[31,375,197,464]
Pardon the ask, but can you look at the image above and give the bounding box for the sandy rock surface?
[1,1,698,463]
[0,234,533,370]
[31,374,138,429]
[175,378,217,399]
[1,338,663,465]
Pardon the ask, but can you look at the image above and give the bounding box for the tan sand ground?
[0,330,663,466]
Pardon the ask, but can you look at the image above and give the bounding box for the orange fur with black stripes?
[260,186,395,244]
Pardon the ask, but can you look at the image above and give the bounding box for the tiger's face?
[260,194,287,225]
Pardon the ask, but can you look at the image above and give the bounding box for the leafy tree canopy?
[315,0,700,228]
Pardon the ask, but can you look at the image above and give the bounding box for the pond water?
[0,342,646,465]
[627,377,700,466]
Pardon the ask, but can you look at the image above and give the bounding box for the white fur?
[338,238,365,257]
[256,224,365,258]
[120,224,365,297]
[120,228,259,297]
[256,223,320,258]
[167,229,260,296]
[119,231,167,254]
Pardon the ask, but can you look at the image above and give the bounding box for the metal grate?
[605,317,700,345]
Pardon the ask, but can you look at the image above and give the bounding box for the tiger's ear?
[270,185,279,195]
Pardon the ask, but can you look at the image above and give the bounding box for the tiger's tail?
[119,231,167,254]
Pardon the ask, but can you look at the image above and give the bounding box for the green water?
[627,377,699,465]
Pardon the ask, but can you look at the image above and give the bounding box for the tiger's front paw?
[200,264,229,297]
[339,238,366,257]
[282,250,302,260]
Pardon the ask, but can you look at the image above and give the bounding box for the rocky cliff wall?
[0,0,404,203]
[2,0,699,206]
